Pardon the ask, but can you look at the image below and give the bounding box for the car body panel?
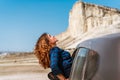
[70,33,120,80]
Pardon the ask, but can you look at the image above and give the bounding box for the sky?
[0,0,120,52]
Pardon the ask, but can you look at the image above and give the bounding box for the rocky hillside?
[56,1,120,50]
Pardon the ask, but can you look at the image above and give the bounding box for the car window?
[70,47,99,80]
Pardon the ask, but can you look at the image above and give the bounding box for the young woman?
[34,33,73,80]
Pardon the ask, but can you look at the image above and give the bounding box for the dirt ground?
[0,53,51,80]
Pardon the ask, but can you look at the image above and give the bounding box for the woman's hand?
[56,74,69,80]
[57,74,66,80]
[65,78,69,80]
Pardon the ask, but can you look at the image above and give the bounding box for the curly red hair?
[34,33,52,69]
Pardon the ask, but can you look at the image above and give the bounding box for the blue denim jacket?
[49,47,73,78]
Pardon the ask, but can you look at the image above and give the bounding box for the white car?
[70,33,120,80]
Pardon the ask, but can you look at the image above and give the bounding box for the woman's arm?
[50,47,66,80]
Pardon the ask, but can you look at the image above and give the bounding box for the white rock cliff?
[56,2,120,49]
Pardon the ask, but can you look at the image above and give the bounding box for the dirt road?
[0,54,50,80]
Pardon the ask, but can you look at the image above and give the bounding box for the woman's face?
[47,34,58,45]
